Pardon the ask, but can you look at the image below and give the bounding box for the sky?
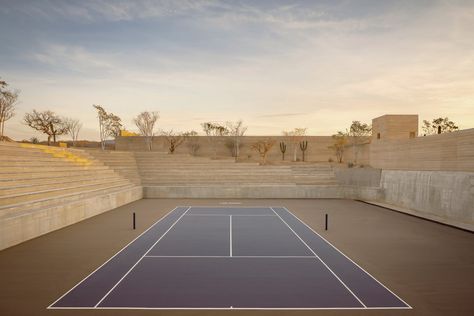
[0,0,473,141]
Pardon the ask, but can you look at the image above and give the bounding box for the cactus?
[279,142,287,160]
[299,140,308,161]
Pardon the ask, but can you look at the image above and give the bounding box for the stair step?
[0,179,131,206]
[0,184,139,219]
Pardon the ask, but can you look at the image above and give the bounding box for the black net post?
[325,213,328,231]
[133,212,136,230]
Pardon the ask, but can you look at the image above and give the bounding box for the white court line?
[48,205,411,311]
[186,206,276,209]
[270,207,367,308]
[144,256,316,258]
[184,214,276,216]
[47,306,412,310]
[279,206,412,309]
[229,215,233,257]
[93,206,191,308]
[47,206,182,309]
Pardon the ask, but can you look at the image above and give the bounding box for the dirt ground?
[0,198,473,316]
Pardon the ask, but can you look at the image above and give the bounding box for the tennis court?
[48,206,411,310]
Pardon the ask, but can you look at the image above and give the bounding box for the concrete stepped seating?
[0,182,136,217]
[0,143,134,207]
[0,176,126,196]
[0,142,142,250]
[0,179,131,205]
[0,171,118,183]
[131,152,338,197]
[133,152,336,186]
[84,149,142,185]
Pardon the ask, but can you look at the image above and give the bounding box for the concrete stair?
[0,142,139,209]
[84,149,142,185]
[0,142,142,250]
[130,152,337,197]
[133,152,337,186]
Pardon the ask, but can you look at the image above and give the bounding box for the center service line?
[230,215,233,257]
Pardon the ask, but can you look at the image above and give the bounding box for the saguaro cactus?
[299,140,308,162]
[279,142,287,160]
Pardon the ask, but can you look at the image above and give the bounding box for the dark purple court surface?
[48,206,411,310]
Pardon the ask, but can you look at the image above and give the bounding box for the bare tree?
[93,105,122,150]
[201,122,229,158]
[226,119,247,161]
[23,110,67,145]
[422,117,458,135]
[133,111,159,151]
[328,131,347,163]
[282,128,307,162]
[347,121,371,165]
[251,139,275,165]
[184,130,200,156]
[63,117,82,147]
[162,130,187,154]
[0,79,19,140]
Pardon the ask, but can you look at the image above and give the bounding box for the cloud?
[8,0,218,22]
[30,44,115,74]
[2,0,474,140]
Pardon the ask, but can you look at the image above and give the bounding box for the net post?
[325,213,328,231]
[133,212,136,230]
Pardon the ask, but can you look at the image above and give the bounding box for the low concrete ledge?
[0,186,143,250]
[144,185,347,199]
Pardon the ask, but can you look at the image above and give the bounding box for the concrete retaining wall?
[144,185,345,199]
[0,186,143,250]
[370,128,474,171]
[116,136,370,165]
[333,168,474,231]
[143,184,383,201]
[379,170,474,231]
[335,168,382,187]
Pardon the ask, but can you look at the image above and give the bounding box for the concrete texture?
[332,168,474,231]
[0,186,143,250]
[370,128,474,171]
[0,142,143,250]
[144,184,345,199]
[379,170,474,231]
[0,198,473,315]
[372,115,419,141]
[335,168,382,187]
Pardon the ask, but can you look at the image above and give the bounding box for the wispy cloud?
[6,0,218,22]
[1,0,473,140]
[30,44,115,74]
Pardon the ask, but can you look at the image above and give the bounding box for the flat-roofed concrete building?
[372,114,418,141]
